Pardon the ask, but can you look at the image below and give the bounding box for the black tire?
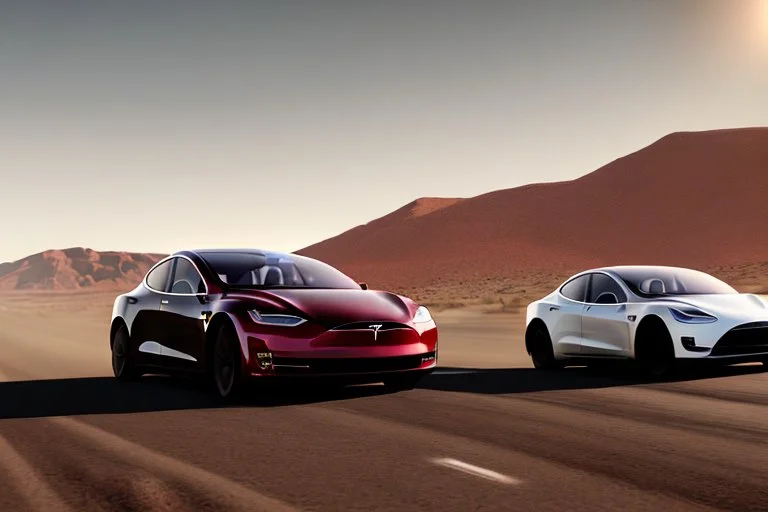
[212,324,244,399]
[383,373,423,391]
[528,323,562,370]
[112,324,139,381]
[635,319,675,379]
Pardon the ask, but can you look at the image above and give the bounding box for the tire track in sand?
[50,417,298,512]
[0,433,72,512]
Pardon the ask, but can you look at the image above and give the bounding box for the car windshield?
[612,267,737,298]
[199,251,360,289]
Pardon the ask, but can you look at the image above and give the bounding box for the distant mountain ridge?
[0,248,165,291]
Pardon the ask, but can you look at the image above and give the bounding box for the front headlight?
[669,307,717,324]
[248,310,307,327]
[413,305,433,324]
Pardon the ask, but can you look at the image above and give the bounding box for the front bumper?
[266,351,436,375]
[707,321,768,359]
[674,321,768,362]
[239,319,439,378]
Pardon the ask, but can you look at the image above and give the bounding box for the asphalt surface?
[1,310,767,511]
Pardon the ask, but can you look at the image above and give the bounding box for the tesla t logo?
[369,324,383,341]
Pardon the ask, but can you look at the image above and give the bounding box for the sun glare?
[751,0,768,50]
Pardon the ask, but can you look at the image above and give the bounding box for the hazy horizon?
[2,0,767,263]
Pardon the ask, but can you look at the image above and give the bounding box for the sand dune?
[299,128,768,295]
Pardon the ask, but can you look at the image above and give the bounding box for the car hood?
[258,288,416,327]
[656,294,768,320]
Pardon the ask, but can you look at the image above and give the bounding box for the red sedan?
[110,249,438,398]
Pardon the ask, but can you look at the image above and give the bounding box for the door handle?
[549,306,560,311]
[161,299,169,305]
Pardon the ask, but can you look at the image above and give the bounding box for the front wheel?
[635,320,676,379]
[528,323,562,370]
[213,324,244,399]
[112,325,139,381]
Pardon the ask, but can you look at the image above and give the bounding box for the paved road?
[1,361,767,512]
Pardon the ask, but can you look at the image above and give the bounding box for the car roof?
[179,248,286,256]
[595,265,701,275]
[175,248,311,262]
[565,265,708,284]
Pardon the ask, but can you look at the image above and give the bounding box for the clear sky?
[1,0,766,263]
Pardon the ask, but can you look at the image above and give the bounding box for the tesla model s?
[110,249,438,397]
[525,265,768,377]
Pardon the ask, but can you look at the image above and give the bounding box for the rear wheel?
[213,324,244,399]
[528,323,562,370]
[112,325,139,381]
[635,318,675,379]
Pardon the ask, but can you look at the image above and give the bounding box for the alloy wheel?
[215,332,236,397]
[112,335,126,376]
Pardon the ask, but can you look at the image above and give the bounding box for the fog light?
[256,352,273,370]
[247,337,274,370]
[681,336,709,353]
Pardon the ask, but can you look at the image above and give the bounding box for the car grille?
[710,322,768,357]
[272,352,435,375]
[331,321,412,332]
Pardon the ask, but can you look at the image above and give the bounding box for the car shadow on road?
[2,364,763,420]
[419,363,766,395]
[0,375,395,420]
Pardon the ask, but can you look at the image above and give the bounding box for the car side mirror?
[359,282,368,290]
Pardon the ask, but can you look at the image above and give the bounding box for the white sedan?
[525,266,768,377]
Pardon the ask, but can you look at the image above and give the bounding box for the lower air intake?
[272,352,435,374]
[710,322,768,357]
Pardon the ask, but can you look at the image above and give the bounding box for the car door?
[156,256,209,370]
[132,258,174,367]
[580,273,631,357]
[550,274,590,357]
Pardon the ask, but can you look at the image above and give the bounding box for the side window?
[170,258,205,295]
[560,275,589,302]
[588,273,628,304]
[145,260,173,292]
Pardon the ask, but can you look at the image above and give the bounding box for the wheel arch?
[204,312,240,374]
[633,314,670,357]
[525,318,549,355]
[109,317,128,349]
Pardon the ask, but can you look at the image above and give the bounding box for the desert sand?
[1,268,766,383]
[0,291,115,380]
[0,290,529,383]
